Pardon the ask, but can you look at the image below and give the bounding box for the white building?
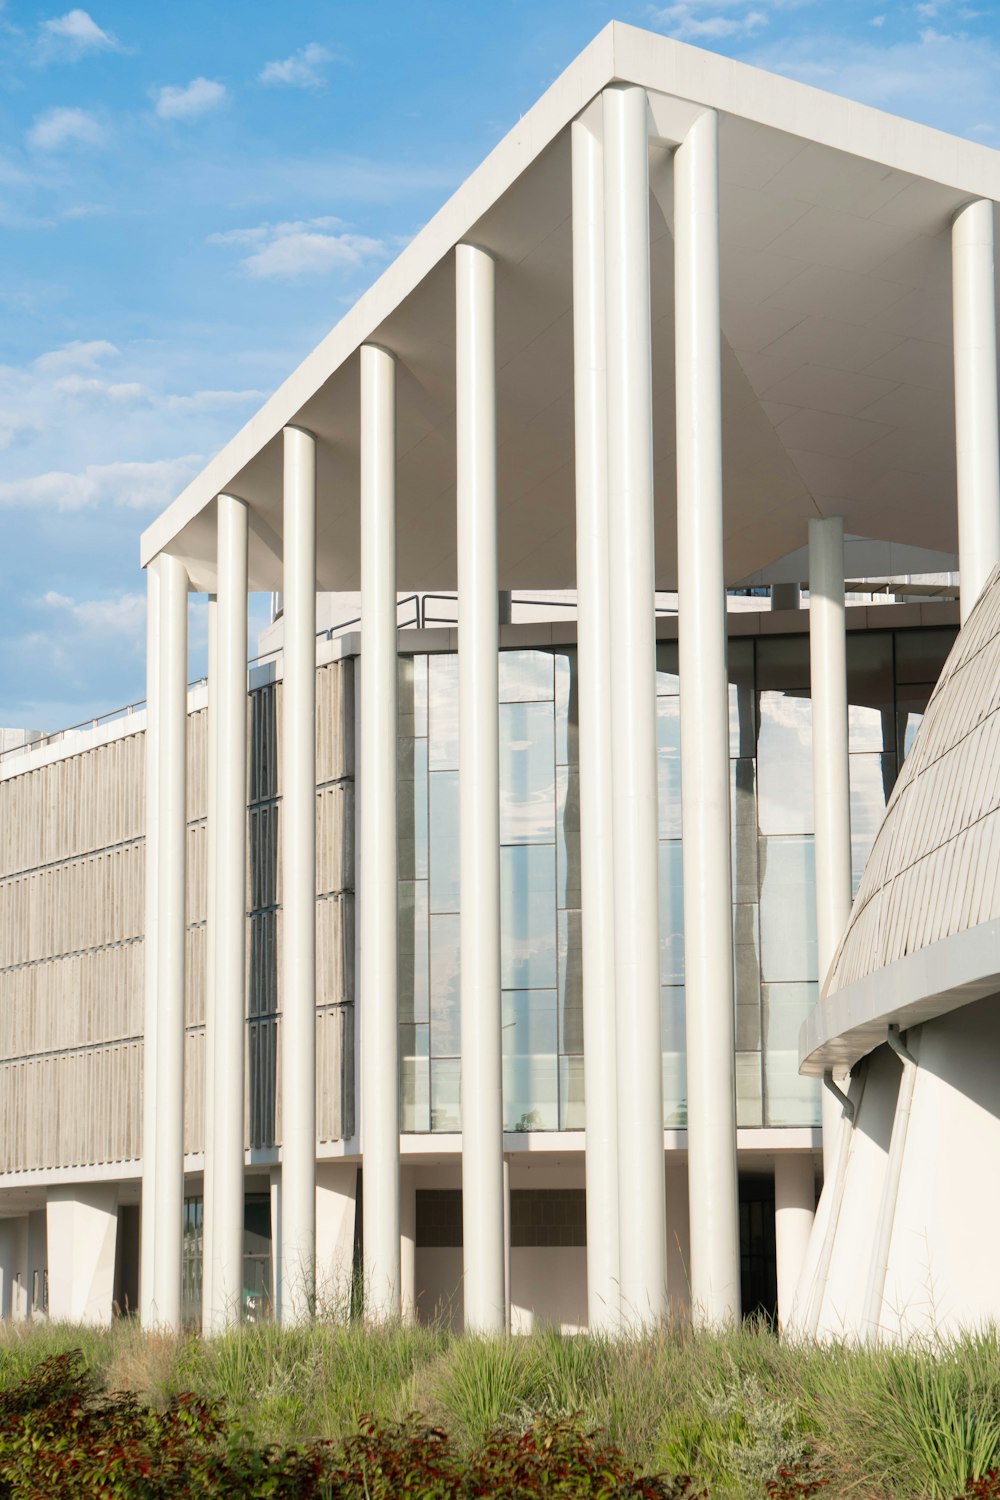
[0,22,996,1335]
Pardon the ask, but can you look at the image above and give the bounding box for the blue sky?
[0,0,998,729]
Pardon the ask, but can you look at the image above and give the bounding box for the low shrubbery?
[2,1322,1000,1496]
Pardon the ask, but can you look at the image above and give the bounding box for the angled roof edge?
[141,19,1000,569]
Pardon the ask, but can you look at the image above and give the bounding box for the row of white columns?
[140,99,999,1334]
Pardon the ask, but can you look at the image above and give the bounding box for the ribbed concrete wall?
[827,563,1000,994]
[0,659,355,1175]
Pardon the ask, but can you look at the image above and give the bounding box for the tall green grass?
[3,1317,1000,1496]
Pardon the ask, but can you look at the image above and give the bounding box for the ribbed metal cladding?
[0,657,356,1175]
[827,562,1000,997]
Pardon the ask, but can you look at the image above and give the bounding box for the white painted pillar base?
[809,517,853,1180]
[603,81,667,1330]
[456,242,506,1334]
[153,552,189,1330]
[571,110,621,1335]
[269,1168,282,1322]
[281,425,318,1323]
[360,343,401,1322]
[774,1155,816,1332]
[952,199,1000,623]
[315,1164,358,1318]
[47,1186,119,1325]
[675,106,740,1327]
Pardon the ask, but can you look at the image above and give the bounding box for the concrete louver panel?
[0,658,356,1179]
[827,558,1000,995]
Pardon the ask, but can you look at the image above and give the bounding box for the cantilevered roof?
[800,562,1000,1075]
[141,21,1000,595]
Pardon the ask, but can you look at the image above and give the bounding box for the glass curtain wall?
[397,626,954,1136]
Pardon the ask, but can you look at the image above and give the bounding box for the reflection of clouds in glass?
[757,692,814,836]
[502,989,558,1131]
[657,697,682,838]
[428,653,459,770]
[430,913,461,1056]
[499,650,554,703]
[501,845,557,989]
[848,702,888,751]
[763,982,821,1127]
[849,752,891,894]
[500,701,555,844]
[759,835,817,983]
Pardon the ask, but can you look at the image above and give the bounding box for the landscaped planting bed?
[1,1321,1000,1496]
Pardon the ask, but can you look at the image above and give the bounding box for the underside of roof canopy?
[140,21,1000,596]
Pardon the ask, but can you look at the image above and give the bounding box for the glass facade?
[397,626,954,1135]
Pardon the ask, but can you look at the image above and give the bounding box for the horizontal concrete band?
[799,917,1000,1076]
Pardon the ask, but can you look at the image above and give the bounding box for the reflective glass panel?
[559,1055,586,1130]
[429,913,461,1057]
[846,632,893,750]
[736,1050,763,1128]
[499,649,554,703]
[429,770,460,913]
[656,641,680,695]
[503,989,558,1131]
[500,700,555,844]
[657,695,682,838]
[558,908,583,1053]
[731,758,759,904]
[399,1023,429,1132]
[757,691,813,835]
[850,751,894,893]
[758,835,817,982]
[428,653,459,770]
[733,901,761,1045]
[557,765,581,909]
[661,985,686,1128]
[501,844,557,990]
[554,650,578,768]
[894,628,955,685]
[398,879,429,1024]
[729,639,756,760]
[658,839,684,985]
[413,652,428,738]
[430,1058,461,1132]
[763,982,821,1126]
[895,684,934,761]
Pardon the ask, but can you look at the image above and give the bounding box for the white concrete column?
[571,113,620,1334]
[603,83,667,1328]
[47,1186,119,1325]
[400,1167,417,1323]
[456,241,506,1333]
[953,199,1000,623]
[269,1168,282,1321]
[675,106,741,1327]
[202,594,218,1330]
[281,425,318,1323]
[774,1154,816,1331]
[153,550,189,1330]
[140,560,160,1325]
[360,343,401,1322]
[809,516,853,1178]
[315,1164,358,1315]
[210,495,249,1330]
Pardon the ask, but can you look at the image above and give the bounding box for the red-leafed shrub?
[764,1462,830,1499]
[958,1472,1000,1499]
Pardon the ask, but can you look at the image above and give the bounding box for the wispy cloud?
[26,105,106,151]
[259,41,335,89]
[41,587,145,635]
[153,76,227,120]
[0,453,202,511]
[649,0,769,41]
[33,338,118,372]
[208,216,386,279]
[37,8,120,61]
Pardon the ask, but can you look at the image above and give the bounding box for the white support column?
[281,424,317,1323]
[809,516,853,1179]
[360,343,401,1322]
[603,83,667,1328]
[675,106,741,1327]
[400,1167,417,1324]
[774,1154,816,1332]
[47,1186,119,1325]
[456,241,506,1334]
[202,594,217,1330]
[211,495,249,1330]
[140,560,160,1325]
[571,114,621,1334]
[153,550,189,1330]
[953,199,1000,623]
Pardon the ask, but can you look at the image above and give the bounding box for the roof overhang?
[141,21,1000,595]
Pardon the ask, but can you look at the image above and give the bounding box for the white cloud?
[153,77,228,121]
[259,41,334,89]
[26,106,106,151]
[165,388,264,411]
[33,338,118,372]
[209,216,385,279]
[38,9,119,59]
[0,453,202,511]
[41,588,145,636]
[649,1,768,40]
[871,13,886,25]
